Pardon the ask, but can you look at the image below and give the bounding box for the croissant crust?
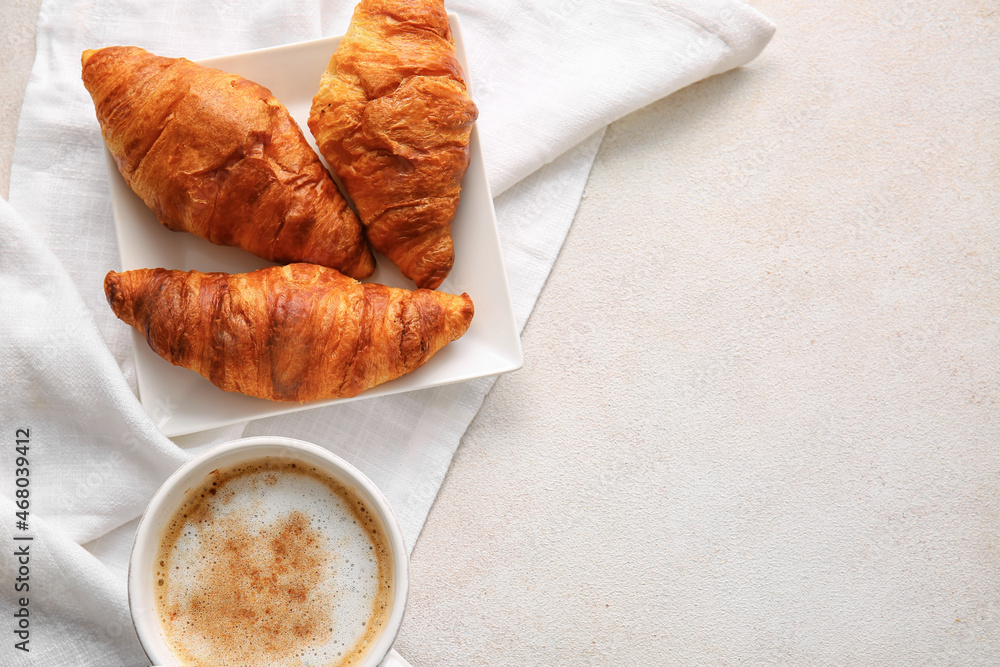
[104,263,474,402]
[309,0,478,289]
[82,46,375,279]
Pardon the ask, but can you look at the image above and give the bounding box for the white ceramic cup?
[127,436,409,666]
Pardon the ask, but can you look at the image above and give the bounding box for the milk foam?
[154,459,393,667]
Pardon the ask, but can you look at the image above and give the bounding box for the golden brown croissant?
[308,0,478,289]
[82,46,375,280]
[104,263,473,401]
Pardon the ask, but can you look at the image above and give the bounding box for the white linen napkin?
[1,0,773,664]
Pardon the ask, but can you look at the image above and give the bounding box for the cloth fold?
[1,0,773,664]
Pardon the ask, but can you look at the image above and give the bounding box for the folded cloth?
[1,0,773,664]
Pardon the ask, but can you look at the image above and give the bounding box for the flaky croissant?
[104,263,473,402]
[82,46,375,280]
[308,0,478,289]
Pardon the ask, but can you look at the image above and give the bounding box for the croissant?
[82,46,375,280]
[308,0,478,289]
[104,263,474,402]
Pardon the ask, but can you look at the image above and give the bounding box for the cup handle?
[379,648,413,667]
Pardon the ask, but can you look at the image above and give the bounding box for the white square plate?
[106,20,522,438]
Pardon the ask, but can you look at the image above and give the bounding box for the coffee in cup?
[128,437,409,667]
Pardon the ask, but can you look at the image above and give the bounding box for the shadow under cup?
[128,436,409,666]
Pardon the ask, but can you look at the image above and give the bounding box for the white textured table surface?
[3,1,998,665]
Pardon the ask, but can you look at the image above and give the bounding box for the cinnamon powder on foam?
[153,458,393,667]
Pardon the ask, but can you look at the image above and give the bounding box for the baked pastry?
[309,0,477,289]
[82,46,375,280]
[104,263,474,401]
